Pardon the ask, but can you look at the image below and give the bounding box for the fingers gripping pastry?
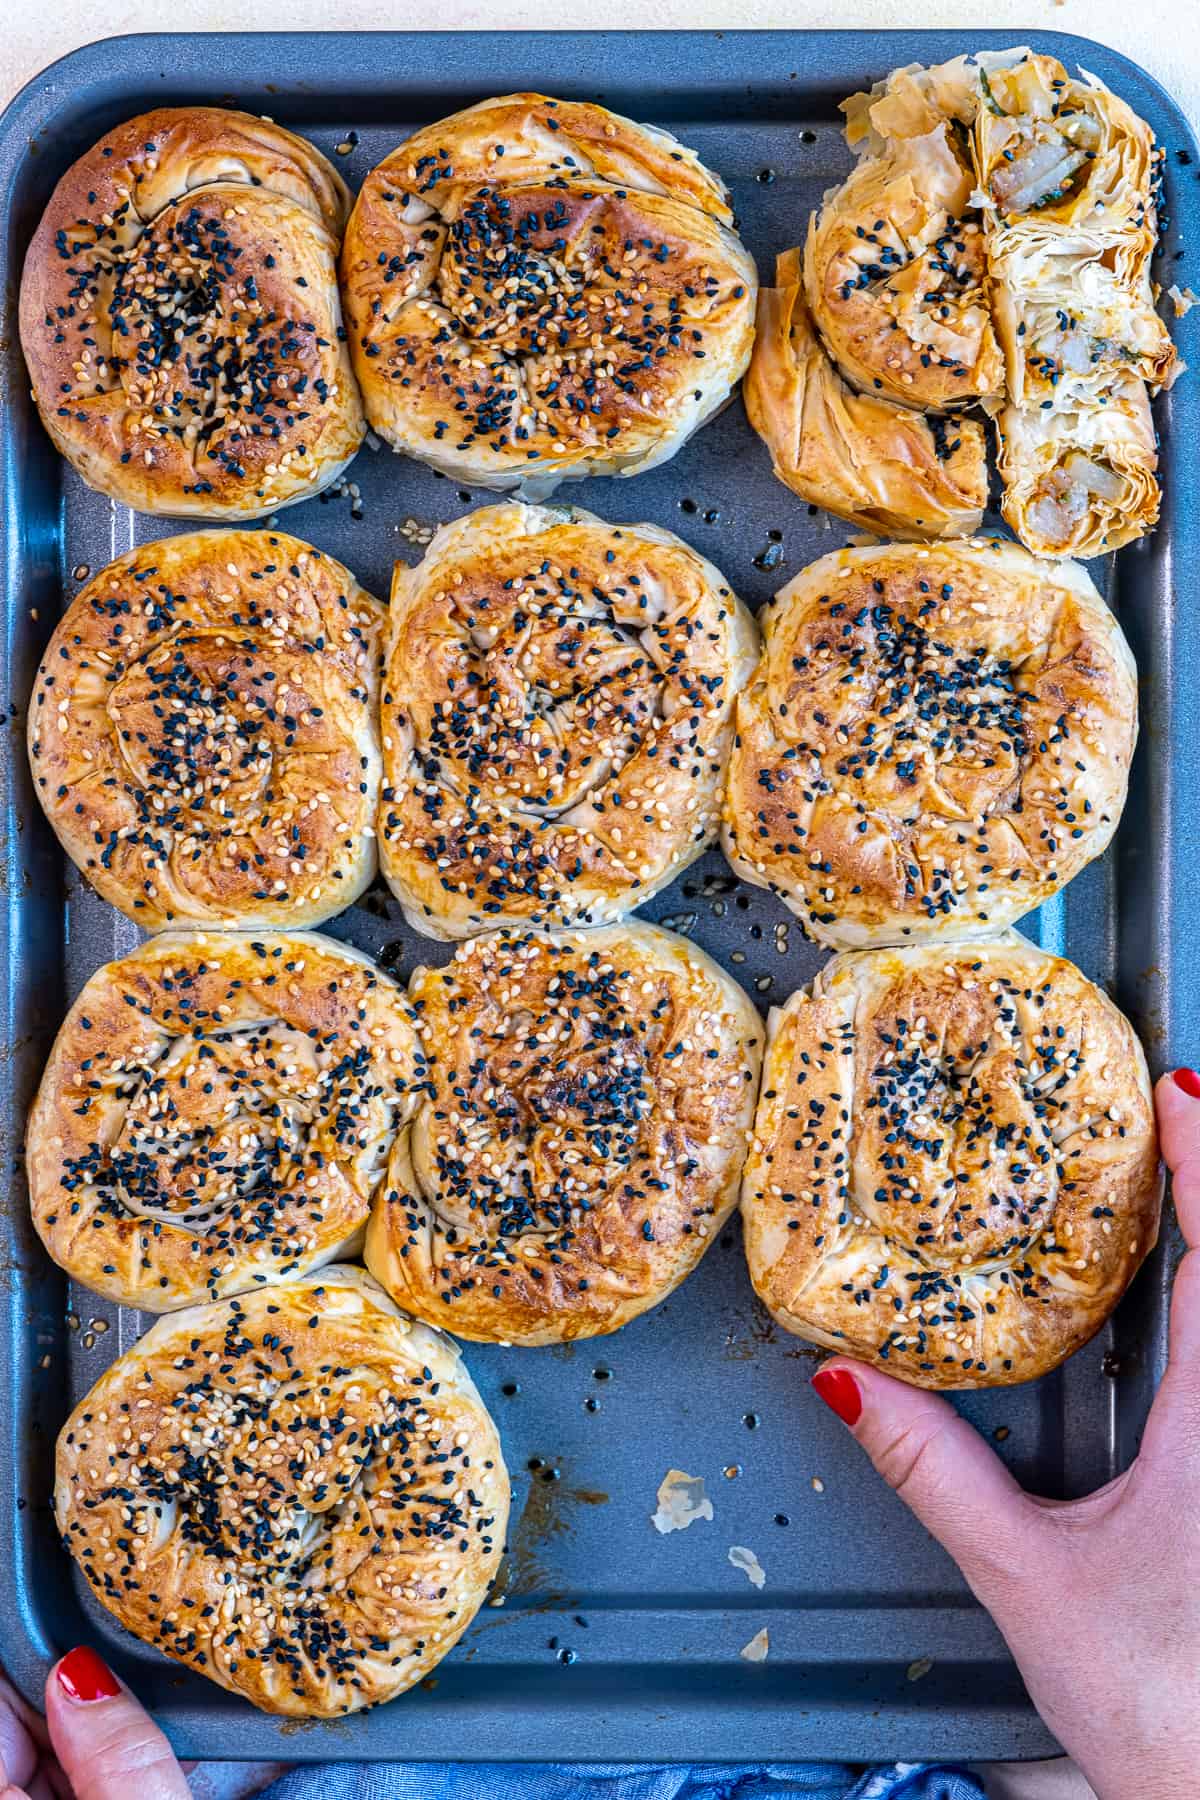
[745,254,988,540]
[723,539,1137,947]
[805,67,1004,412]
[364,924,764,1344]
[340,95,757,496]
[27,932,421,1311]
[742,939,1162,1388]
[379,503,758,939]
[28,531,384,930]
[55,1268,509,1715]
[19,109,364,518]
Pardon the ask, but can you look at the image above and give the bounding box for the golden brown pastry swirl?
[745,253,988,540]
[19,108,363,518]
[55,1268,508,1716]
[340,94,757,496]
[741,938,1161,1389]
[364,923,764,1343]
[27,932,421,1311]
[806,64,1004,412]
[723,539,1137,947]
[28,531,383,931]
[379,503,757,939]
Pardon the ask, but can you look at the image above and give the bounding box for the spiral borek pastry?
[741,938,1161,1389]
[379,503,758,939]
[27,932,422,1310]
[55,1268,508,1715]
[28,531,383,930]
[340,94,757,497]
[723,539,1137,947]
[806,63,1004,412]
[745,254,988,540]
[19,108,364,518]
[365,923,764,1344]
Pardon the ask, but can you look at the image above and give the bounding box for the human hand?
[810,1069,1200,1800]
[0,1649,188,1800]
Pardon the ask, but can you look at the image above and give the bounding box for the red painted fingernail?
[56,1646,121,1703]
[1173,1068,1200,1099]
[811,1366,863,1427]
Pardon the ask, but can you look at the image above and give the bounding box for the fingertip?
[49,1648,121,1707]
[810,1361,863,1426]
[1154,1073,1200,1241]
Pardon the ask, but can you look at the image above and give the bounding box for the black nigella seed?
[774,1512,790,1526]
[584,1397,599,1413]
[801,129,817,144]
[679,497,698,514]
[558,1648,577,1665]
[743,1412,760,1430]
[501,1381,520,1397]
[593,1366,612,1382]
[757,168,776,185]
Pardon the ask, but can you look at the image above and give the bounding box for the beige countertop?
[2,2,1198,134]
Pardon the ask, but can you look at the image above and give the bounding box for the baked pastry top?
[340,94,756,496]
[19,107,363,518]
[55,1267,508,1714]
[805,64,1004,412]
[741,937,1162,1388]
[379,502,758,939]
[27,931,422,1311]
[28,530,384,930]
[750,50,1178,556]
[723,538,1137,946]
[745,251,988,540]
[365,922,764,1343]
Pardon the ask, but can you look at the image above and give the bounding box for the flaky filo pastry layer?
[971,51,1180,555]
[753,49,1180,557]
[341,94,756,498]
[378,503,758,939]
[745,250,988,540]
[805,61,1005,413]
[55,1269,508,1714]
[741,936,1162,1389]
[722,537,1138,947]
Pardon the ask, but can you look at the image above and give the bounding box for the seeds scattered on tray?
[907,1657,934,1683]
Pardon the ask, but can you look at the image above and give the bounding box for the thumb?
[1139,1071,1200,1467]
[811,1361,1046,1612]
[44,1649,189,1800]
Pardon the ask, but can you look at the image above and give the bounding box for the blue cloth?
[258,1763,985,1800]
